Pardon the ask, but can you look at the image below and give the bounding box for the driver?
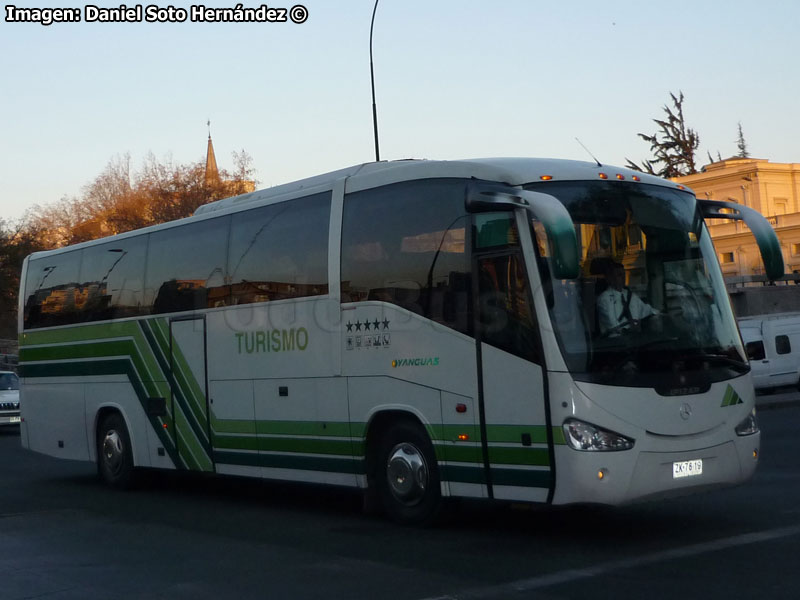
[596,262,658,336]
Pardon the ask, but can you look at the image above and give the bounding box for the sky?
[2,0,799,223]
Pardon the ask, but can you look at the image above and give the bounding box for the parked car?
[0,371,20,427]
[739,312,800,392]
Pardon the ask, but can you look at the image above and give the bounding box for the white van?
[739,312,800,391]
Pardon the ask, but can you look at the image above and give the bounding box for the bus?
[18,158,781,524]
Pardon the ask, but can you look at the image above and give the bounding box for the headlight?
[563,419,635,451]
[735,408,759,436]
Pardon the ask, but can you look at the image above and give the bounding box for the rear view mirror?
[698,199,784,280]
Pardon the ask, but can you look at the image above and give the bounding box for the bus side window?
[228,193,330,305]
[78,237,148,321]
[341,179,471,335]
[23,251,82,329]
[145,216,229,314]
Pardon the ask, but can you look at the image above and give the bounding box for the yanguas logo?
[391,357,440,368]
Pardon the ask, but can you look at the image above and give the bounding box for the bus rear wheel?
[97,412,135,489]
[376,421,442,526]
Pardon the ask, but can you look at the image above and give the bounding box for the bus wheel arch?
[364,411,442,525]
[96,409,137,489]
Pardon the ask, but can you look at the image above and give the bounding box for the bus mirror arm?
[520,190,580,280]
[698,199,784,281]
[465,183,580,279]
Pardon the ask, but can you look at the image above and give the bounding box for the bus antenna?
[369,0,381,162]
[575,137,602,167]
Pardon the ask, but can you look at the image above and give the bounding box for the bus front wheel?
[376,421,442,525]
[97,412,135,489]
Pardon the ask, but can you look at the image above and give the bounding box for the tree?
[736,122,750,158]
[0,219,46,337]
[626,91,700,178]
[23,150,258,249]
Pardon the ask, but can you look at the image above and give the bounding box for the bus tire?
[376,420,442,526]
[97,412,136,489]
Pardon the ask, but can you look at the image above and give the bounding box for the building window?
[720,251,735,264]
[792,244,800,257]
[774,198,788,216]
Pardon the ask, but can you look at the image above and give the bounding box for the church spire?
[205,120,219,185]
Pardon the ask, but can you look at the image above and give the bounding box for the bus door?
[473,212,553,503]
[168,316,214,472]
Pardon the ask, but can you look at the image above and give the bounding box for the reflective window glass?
[227,193,330,304]
[77,236,148,321]
[23,250,82,329]
[145,216,230,314]
[341,180,470,334]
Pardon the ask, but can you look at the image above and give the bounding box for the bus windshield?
[525,181,747,392]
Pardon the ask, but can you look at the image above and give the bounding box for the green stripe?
[19,357,181,467]
[484,424,551,444]
[214,434,355,456]
[255,420,352,437]
[20,321,141,346]
[140,320,213,471]
[491,467,552,488]
[438,443,484,464]
[487,446,550,467]
[211,414,256,435]
[20,338,167,401]
[214,450,362,474]
[441,424,481,442]
[213,434,260,452]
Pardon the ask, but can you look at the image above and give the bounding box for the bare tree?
[23,150,258,249]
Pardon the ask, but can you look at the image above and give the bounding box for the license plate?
[673,459,703,479]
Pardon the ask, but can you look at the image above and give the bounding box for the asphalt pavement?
[755,386,800,410]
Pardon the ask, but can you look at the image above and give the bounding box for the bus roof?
[194,157,680,216]
[25,157,685,261]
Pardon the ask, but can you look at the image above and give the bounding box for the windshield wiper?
[682,352,748,371]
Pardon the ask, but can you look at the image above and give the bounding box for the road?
[1,401,799,600]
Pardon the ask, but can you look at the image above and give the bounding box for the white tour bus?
[18,158,781,524]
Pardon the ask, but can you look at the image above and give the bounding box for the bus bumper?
[551,431,760,505]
